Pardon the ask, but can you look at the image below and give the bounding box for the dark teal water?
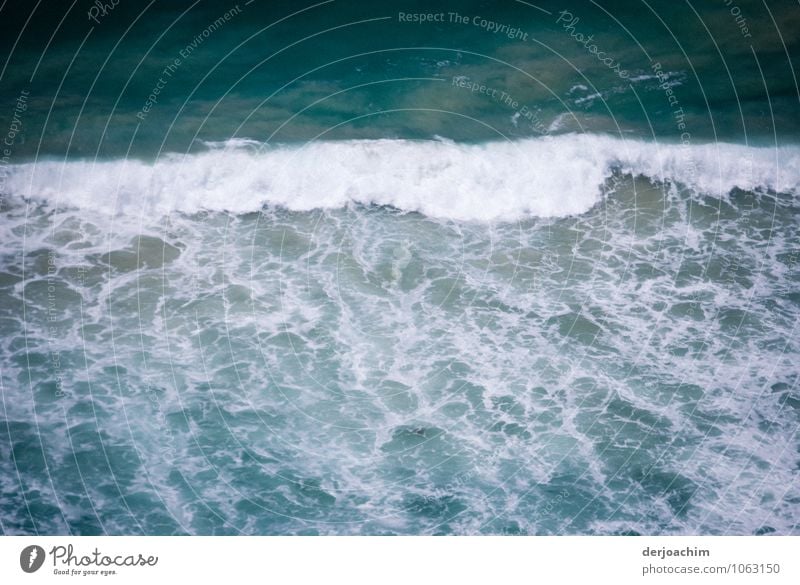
[1,0,799,156]
[0,1,799,535]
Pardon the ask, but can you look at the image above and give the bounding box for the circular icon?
[20,545,46,573]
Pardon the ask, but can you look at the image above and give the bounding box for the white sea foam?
[4,134,799,221]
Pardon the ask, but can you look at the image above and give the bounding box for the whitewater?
[3,134,799,220]
[1,131,799,535]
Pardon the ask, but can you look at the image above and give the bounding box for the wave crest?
[4,134,799,221]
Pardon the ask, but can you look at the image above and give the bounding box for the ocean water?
[0,0,799,535]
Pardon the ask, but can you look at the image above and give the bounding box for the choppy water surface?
[2,140,799,534]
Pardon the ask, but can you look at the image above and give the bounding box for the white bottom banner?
[1,536,797,584]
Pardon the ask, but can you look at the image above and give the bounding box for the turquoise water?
[0,0,799,535]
